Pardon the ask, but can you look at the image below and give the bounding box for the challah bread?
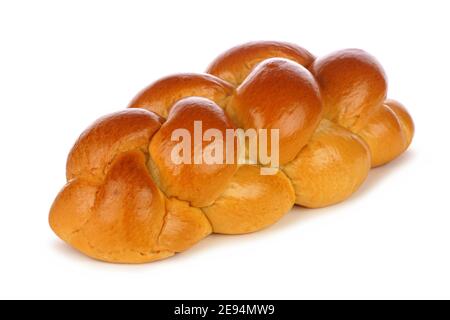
[50,41,414,263]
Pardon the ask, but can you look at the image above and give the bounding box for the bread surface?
[50,41,414,263]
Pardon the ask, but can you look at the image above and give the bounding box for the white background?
[0,0,449,300]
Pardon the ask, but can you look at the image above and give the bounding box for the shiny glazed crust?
[50,41,414,263]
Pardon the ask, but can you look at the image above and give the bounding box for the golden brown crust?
[357,104,406,167]
[203,165,295,234]
[311,49,387,131]
[228,58,322,165]
[75,151,166,261]
[128,73,234,118]
[149,97,238,207]
[52,151,174,264]
[67,109,162,182]
[50,42,415,264]
[385,99,415,147]
[49,179,98,242]
[283,119,371,208]
[158,198,212,252]
[207,41,315,86]
[52,108,215,263]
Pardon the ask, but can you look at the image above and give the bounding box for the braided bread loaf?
[49,41,414,263]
